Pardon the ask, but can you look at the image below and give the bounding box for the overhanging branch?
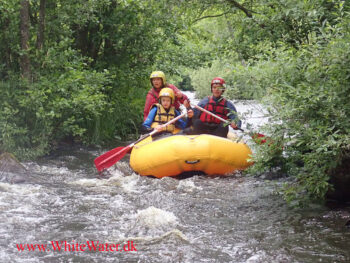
[225,0,254,18]
[192,11,232,24]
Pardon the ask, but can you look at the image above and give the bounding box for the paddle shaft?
[133,111,187,145]
[194,105,243,132]
[97,112,187,167]
[128,111,186,147]
[194,104,272,145]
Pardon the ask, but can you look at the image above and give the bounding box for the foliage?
[183,0,350,203]
[0,46,111,158]
[177,75,194,91]
[248,15,350,204]
[189,53,281,100]
[0,0,203,158]
[190,60,235,99]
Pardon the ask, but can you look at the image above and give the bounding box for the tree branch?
[20,0,31,81]
[36,0,46,49]
[225,0,254,18]
[192,11,231,24]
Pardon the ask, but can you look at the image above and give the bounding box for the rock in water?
[327,156,350,202]
[346,220,350,228]
[0,152,27,173]
[0,152,27,183]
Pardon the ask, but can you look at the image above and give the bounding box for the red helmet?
[211,77,226,91]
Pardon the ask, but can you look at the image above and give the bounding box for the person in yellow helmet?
[142,88,193,135]
[143,71,191,121]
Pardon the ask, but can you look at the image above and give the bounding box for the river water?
[1,93,350,262]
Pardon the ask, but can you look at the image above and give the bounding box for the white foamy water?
[177,179,202,192]
[135,206,178,228]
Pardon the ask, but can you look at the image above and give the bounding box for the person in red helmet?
[143,71,191,121]
[186,77,241,138]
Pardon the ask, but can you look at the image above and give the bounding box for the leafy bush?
[177,75,194,91]
[0,45,112,159]
[190,60,238,98]
[248,17,350,204]
[189,55,277,100]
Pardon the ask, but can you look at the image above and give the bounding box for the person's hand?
[230,122,238,130]
[183,100,190,108]
[175,91,183,99]
[141,126,153,134]
[187,109,194,118]
[155,125,163,132]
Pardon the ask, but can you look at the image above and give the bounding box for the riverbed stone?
[0,152,27,174]
[0,152,28,183]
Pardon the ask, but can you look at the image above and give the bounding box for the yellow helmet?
[159,87,175,104]
[150,71,166,85]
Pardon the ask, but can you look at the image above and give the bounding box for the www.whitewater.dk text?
[16,240,137,252]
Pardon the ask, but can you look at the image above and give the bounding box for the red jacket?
[143,84,189,121]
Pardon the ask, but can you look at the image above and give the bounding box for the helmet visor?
[212,86,225,91]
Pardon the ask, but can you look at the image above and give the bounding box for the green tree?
[0,0,204,158]
[177,75,194,91]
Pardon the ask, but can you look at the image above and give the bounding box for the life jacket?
[199,96,229,124]
[151,104,176,132]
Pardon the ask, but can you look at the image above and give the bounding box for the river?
[1,92,349,262]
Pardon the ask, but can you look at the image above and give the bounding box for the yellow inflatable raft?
[130,134,253,178]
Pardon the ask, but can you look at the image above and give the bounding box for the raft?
[130,134,253,178]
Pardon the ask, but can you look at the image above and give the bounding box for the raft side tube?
[130,134,253,178]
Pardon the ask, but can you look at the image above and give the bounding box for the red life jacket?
[199,96,229,124]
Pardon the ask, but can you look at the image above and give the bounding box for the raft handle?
[185,160,200,164]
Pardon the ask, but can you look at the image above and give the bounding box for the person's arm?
[226,101,242,128]
[193,97,209,119]
[168,84,190,107]
[178,91,190,105]
[142,107,157,129]
[174,109,187,129]
[143,93,156,121]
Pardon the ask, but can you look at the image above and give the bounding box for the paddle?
[94,112,187,172]
[194,105,268,144]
